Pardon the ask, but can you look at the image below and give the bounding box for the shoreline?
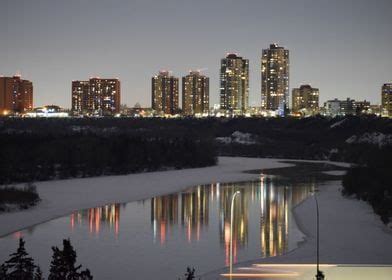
[202,180,392,279]
[0,157,298,237]
[0,157,348,238]
[1,156,391,277]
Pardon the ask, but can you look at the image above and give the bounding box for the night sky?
[1,0,391,108]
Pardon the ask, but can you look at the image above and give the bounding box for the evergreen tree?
[79,269,93,280]
[48,239,92,280]
[34,266,44,280]
[184,267,195,280]
[3,238,36,280]
[0,264,8,280]
[48,246,65,280]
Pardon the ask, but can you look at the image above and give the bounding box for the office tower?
[71,78,120,116]
[182,71,209,116]
[261,44,290,116]
[292,84,319,115]
[381,83,392,117]
[0,75,33,114]
[151,71,179,115]
[220,53,249,114]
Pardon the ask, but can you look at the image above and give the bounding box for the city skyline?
[1,0,391,108]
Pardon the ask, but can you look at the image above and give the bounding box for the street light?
[313,190,325,280]
[229,190,241,276]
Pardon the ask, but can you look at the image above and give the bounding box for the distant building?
[182,71,209,116]
[381,83,392,117]
[353,100,371,115]
[0,75,33,114]
[324,99,341,117]
[261,44,289,116]
[26,105,69,118]
[324,98,364,117]
[369,104,381,115]
[151,71,179,115]
[71,78,120,116]
[220,53,249,115]
[340,98,355,115]
[71,80,90,114]
[120,103,153,118]
[291,85,319,116]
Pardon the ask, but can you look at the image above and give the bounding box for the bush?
[0,183,40,211]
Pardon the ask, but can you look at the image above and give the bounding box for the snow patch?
[323,170,346,176]
[346,132,392,148]
[216,131,256,145]
[330,118,347,128]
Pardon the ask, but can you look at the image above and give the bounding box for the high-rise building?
[90,78,121,115]
[151,71,179,115]
[71,78,120,116]
[0,75,33,114]
[182,71,209,116]
[71,80,90,114]
[381,83,392,117]
[220,53,249,114]
[292,84,319,116]
[261,44,290,116]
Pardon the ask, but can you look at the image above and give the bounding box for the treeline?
[0,130,217,184]
[1,238,92,280]
[342,145,392,224]
[1,115,391,184]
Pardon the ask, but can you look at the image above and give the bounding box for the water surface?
[0,176,314,279]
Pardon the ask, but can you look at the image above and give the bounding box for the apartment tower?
[151,71,179,115]
[292,84,319,115]
[182,71,209,116]
[71,78,120,115]
[0,75,33,114]
[381,83,392,117]
[261,44,289,116]
[220,53,249,115]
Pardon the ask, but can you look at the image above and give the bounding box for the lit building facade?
[353,100,371,115]
[292,84,319,116]
[71,80,90,114]
[381,83,392,117]
[220,54,249,115]
[0,75,33,114]
[151,71,179,115]
[340,98,355,115]
[71,78,120,116]
[324,99,341,117]
[182,71,209,116]
[261,44,289,116]
[324,98,359,117]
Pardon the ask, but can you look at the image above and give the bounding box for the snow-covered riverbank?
[3,156,389,272]
[202,179,392,279]
[1,157,296,237]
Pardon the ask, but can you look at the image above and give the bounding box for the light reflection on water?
[0,177,315,279]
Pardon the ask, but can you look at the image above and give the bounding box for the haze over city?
[1,1,392,280]
[1,0,391,108]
